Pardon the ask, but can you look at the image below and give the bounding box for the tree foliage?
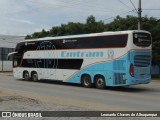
[106,15,137,31]
[25,15,105,39]
[25,15,160,64]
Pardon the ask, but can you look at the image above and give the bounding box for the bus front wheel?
[81,74,93,88]
[31,72,38,82]
[95,75,106,89]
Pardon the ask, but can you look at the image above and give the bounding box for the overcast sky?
[0,0,159,36]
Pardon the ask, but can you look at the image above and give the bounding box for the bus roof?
[21,30,150,43]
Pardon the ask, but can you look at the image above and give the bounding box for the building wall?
[0,61,13,71]
[0,35,25,71]
[0,47,14,71]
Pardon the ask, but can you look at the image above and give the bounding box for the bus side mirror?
[7,52,17,60]
[7,55,10,60]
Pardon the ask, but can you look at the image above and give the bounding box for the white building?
[0,35,25,71]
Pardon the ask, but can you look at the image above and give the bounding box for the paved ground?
[0,73,160,120]
[0,73,160,111]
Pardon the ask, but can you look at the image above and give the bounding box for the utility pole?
[138,0,142,30]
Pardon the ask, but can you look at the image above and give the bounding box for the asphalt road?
[0,74,160,111]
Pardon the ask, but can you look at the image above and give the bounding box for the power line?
[118,0,132,9]
[129,0,138,13]
[18,0,140,17]
[143,9,160,11]
[1,0,135,21]
[24,0,128,15]
[104,9,136,21]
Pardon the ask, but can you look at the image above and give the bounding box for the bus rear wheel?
[31,72,38,82]
[95,76,106,89]
[81,75,93,88]
[23,71,30,81]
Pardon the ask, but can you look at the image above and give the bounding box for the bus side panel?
[67,54,129,86]
[13,67,23,79]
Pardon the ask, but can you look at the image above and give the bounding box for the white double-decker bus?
[9,30,152,89]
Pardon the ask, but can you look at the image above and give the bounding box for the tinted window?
[13,53,23,67]
[62,34,128,49]
[133,32,151,47]
[18,34,128,51]
[21,59,83,70]
[15,42,25,51]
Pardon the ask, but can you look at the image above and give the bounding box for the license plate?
[136,69,147,74]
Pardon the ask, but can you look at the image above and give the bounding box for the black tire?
[23,71,30,81]
[95,76,106,89]
[31,72,38,82]
[81,74,93,88]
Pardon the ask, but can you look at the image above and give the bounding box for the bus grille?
[134,55,151,67]
[114,73,126,85]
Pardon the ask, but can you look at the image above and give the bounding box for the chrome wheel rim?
[33,74,38,81]
[84,77,90,86]
[24,73,29,79]
[97,78,104,87]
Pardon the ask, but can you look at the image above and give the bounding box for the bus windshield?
[13,53,22,67]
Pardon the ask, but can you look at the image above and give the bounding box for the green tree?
[106,15,137,31]
[40,29,49,37]
[85,15,105,33]
[65,22,85,35]
[25,35,32,39]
